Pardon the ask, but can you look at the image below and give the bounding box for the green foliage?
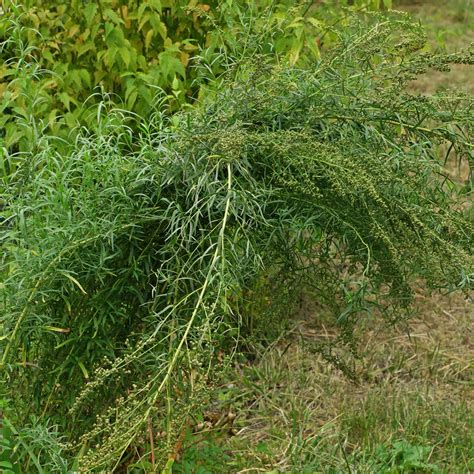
[0,0,375,158]
[0,396,71,473]
[370,440,440,471]
[0,11,473,471]
[0,399,16,474]
[172,432,231,473]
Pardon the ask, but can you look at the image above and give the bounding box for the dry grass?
[212,288,472,472]
[173,287,472,472]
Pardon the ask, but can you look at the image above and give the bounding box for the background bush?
[0,0,362,156]
[0,0,394,169]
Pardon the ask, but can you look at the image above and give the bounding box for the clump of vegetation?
[0,0,352,156]
[1,12,472,471]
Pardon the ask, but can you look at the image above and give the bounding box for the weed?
[1,11,473,471]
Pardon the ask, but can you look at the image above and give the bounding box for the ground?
[173,2,474,472]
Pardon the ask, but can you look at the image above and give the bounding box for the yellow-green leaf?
[43,326,71,334]
[61,271,88,295]
[77,361,89,379]
[145,29,154,50]
[120,47,131,68]
[104,8,124,25]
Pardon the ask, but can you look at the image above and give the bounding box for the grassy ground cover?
[178,290,472,472]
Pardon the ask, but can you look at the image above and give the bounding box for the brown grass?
[221,288,472,471]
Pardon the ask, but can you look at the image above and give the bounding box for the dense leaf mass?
[1,16,473,470]
[0,0,332,154]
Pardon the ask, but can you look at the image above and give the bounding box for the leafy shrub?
[1,12,473,471]
[0,0,365,157]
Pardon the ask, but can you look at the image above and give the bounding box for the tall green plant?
[1,13,472,471]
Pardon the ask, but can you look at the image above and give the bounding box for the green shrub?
[0,0,390,167]
[1,12,472,471]
[0,0,365,158]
